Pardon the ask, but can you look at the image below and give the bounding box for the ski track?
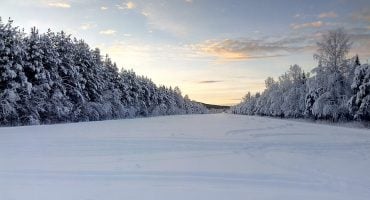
[0,113,370,200]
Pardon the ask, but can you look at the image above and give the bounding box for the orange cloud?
[194,38,305,61]
[126,1,136,9]
[47,2,71,8]
[318,11,337,18]
[290,21,324,30]
[117,1,136,10]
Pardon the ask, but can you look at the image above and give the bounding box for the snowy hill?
[1,113,369,200]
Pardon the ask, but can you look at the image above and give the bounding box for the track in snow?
[0,114,369,200]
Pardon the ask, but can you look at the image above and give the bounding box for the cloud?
[318,11,337,18]
[138,2,189,37]
[198,80,223,84]
[100,6,108,10]
[142,11,188,36]
[126,1,136,9]
[117,1,136,10]
[47,1,71,8]
[290,21,324,30]
[141,11,150,16]
[99,29,116,35]
[346,28,370,57]
[293,13,317,19]
[80,23,97,30]
[352,8,370,22]
[185,0,193,3]
[4,0,74,8]
[294,14,301,18]
[194,37,307,61]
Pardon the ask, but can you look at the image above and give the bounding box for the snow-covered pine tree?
[348,61,370,121]
[41,30,72,123]
[53,32,87,122]
[23,27,53,124]
[0,18,30,125]
[0,18,207,126]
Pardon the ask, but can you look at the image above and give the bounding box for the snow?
[0,113,369,200]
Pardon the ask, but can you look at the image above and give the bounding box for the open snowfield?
[0,113,370,200]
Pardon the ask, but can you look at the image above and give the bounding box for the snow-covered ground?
[0,114,369,200]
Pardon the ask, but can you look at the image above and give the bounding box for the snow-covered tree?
[348,63,370,121]
[0,18,29,125]
[307,28,352,121]
[281,65,307,117]
[231,65,307,118]
[233,28,367,122]
[0,18,207,126]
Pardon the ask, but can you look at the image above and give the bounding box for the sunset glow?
[2,0,369,105]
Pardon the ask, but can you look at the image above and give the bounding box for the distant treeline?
[0,18,207,126]
[197,102,230,110]
[231,29,369,122]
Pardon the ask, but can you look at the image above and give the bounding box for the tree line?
[0,18,207,126]
[231,29,369,122]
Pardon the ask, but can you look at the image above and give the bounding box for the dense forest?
[231,29,370,122]
[0,18,207,126]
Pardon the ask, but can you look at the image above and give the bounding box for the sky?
[1,0,370,105]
